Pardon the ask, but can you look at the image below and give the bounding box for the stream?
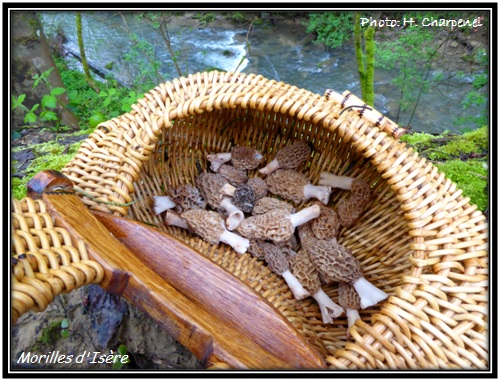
[40,11,486,134]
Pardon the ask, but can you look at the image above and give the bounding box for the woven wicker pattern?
[11,197,105,324]
[58,71,488,369]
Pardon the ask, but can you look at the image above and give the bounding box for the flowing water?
[40,12,486,134]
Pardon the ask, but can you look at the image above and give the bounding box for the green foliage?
[435,160,488,211]
[230,12,246,24]
[123,33,165,89]
[34,319,70,348]
[454,50,488,129]
[306,12,354,49]
[12,68,69,131]
[375,13,488,129]
[193,12,217,26]
[56,57,143,127]
[60,318,70,339]
[111,344,130,370]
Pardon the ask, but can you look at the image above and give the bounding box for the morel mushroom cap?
[246,177,268,200]
[247,239,267,260]
[252,197,295,215]
[237,204,321,243]
[259,141,311,175]
[207,146,263,172]
[169,184,207,214]
[154,184,207,215]
[220,178,268,214]
[218,164,248,186]
[310,202,341,241]
[231,184,257,213]
[259,242,309,300]
[289,248,344,323]
[266,169,332,205]
[299,224,388,309]
[338,282,361,338]
[181,209,249,254]
[196,172,244,230]
[319,175,372,228]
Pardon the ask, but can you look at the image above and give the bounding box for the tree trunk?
[11,11,79,131]
[354,12,375,107]
[76,12,99,92]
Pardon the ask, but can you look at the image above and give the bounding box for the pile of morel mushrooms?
[153,141,388,335]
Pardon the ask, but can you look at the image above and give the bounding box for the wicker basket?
[12,71,488,370]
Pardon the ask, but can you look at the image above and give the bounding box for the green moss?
[435,159,488,211]
[402,126,488,161]
[437,126,488,159]
[12,139,83,200]
[400,131,437,146]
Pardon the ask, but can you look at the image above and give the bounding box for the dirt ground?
[10,285,202,371]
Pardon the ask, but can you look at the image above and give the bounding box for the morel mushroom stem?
[312,289,344,324]
[219,197,245,230]
[345,309,361,336]
[153,196,177,215]
[352,277,388,309]
[259,158,281,175]
[281,270,310,300]
[259,141,310,175]
[303,184,332,205]
[319,172,354,190]
[289,204,321,228]
[207,153,232,172]
[164,211,189,229]
[220,183,237,197]
[219,230,251,255]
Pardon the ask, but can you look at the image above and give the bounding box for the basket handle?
[324,89,407,139]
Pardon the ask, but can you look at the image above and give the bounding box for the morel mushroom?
[207,146,263,172]
[153,184,207,215]
[289,249,344,323]
[299,224,388,309]
[259,141,310,175]
[252,197,296,215]
[246,177,268,200]
[247,239,266,260]
[230,184,257,213]
[319,174,372,227]
[259,242,309,300]
[266,169,332,205]
[220,177,268,214]
[338,282,361,338]
[218,164,248,186]
[196,172,244,230]
[166,209,249,254]
[237,204,321,243]
[310,202,341,241]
